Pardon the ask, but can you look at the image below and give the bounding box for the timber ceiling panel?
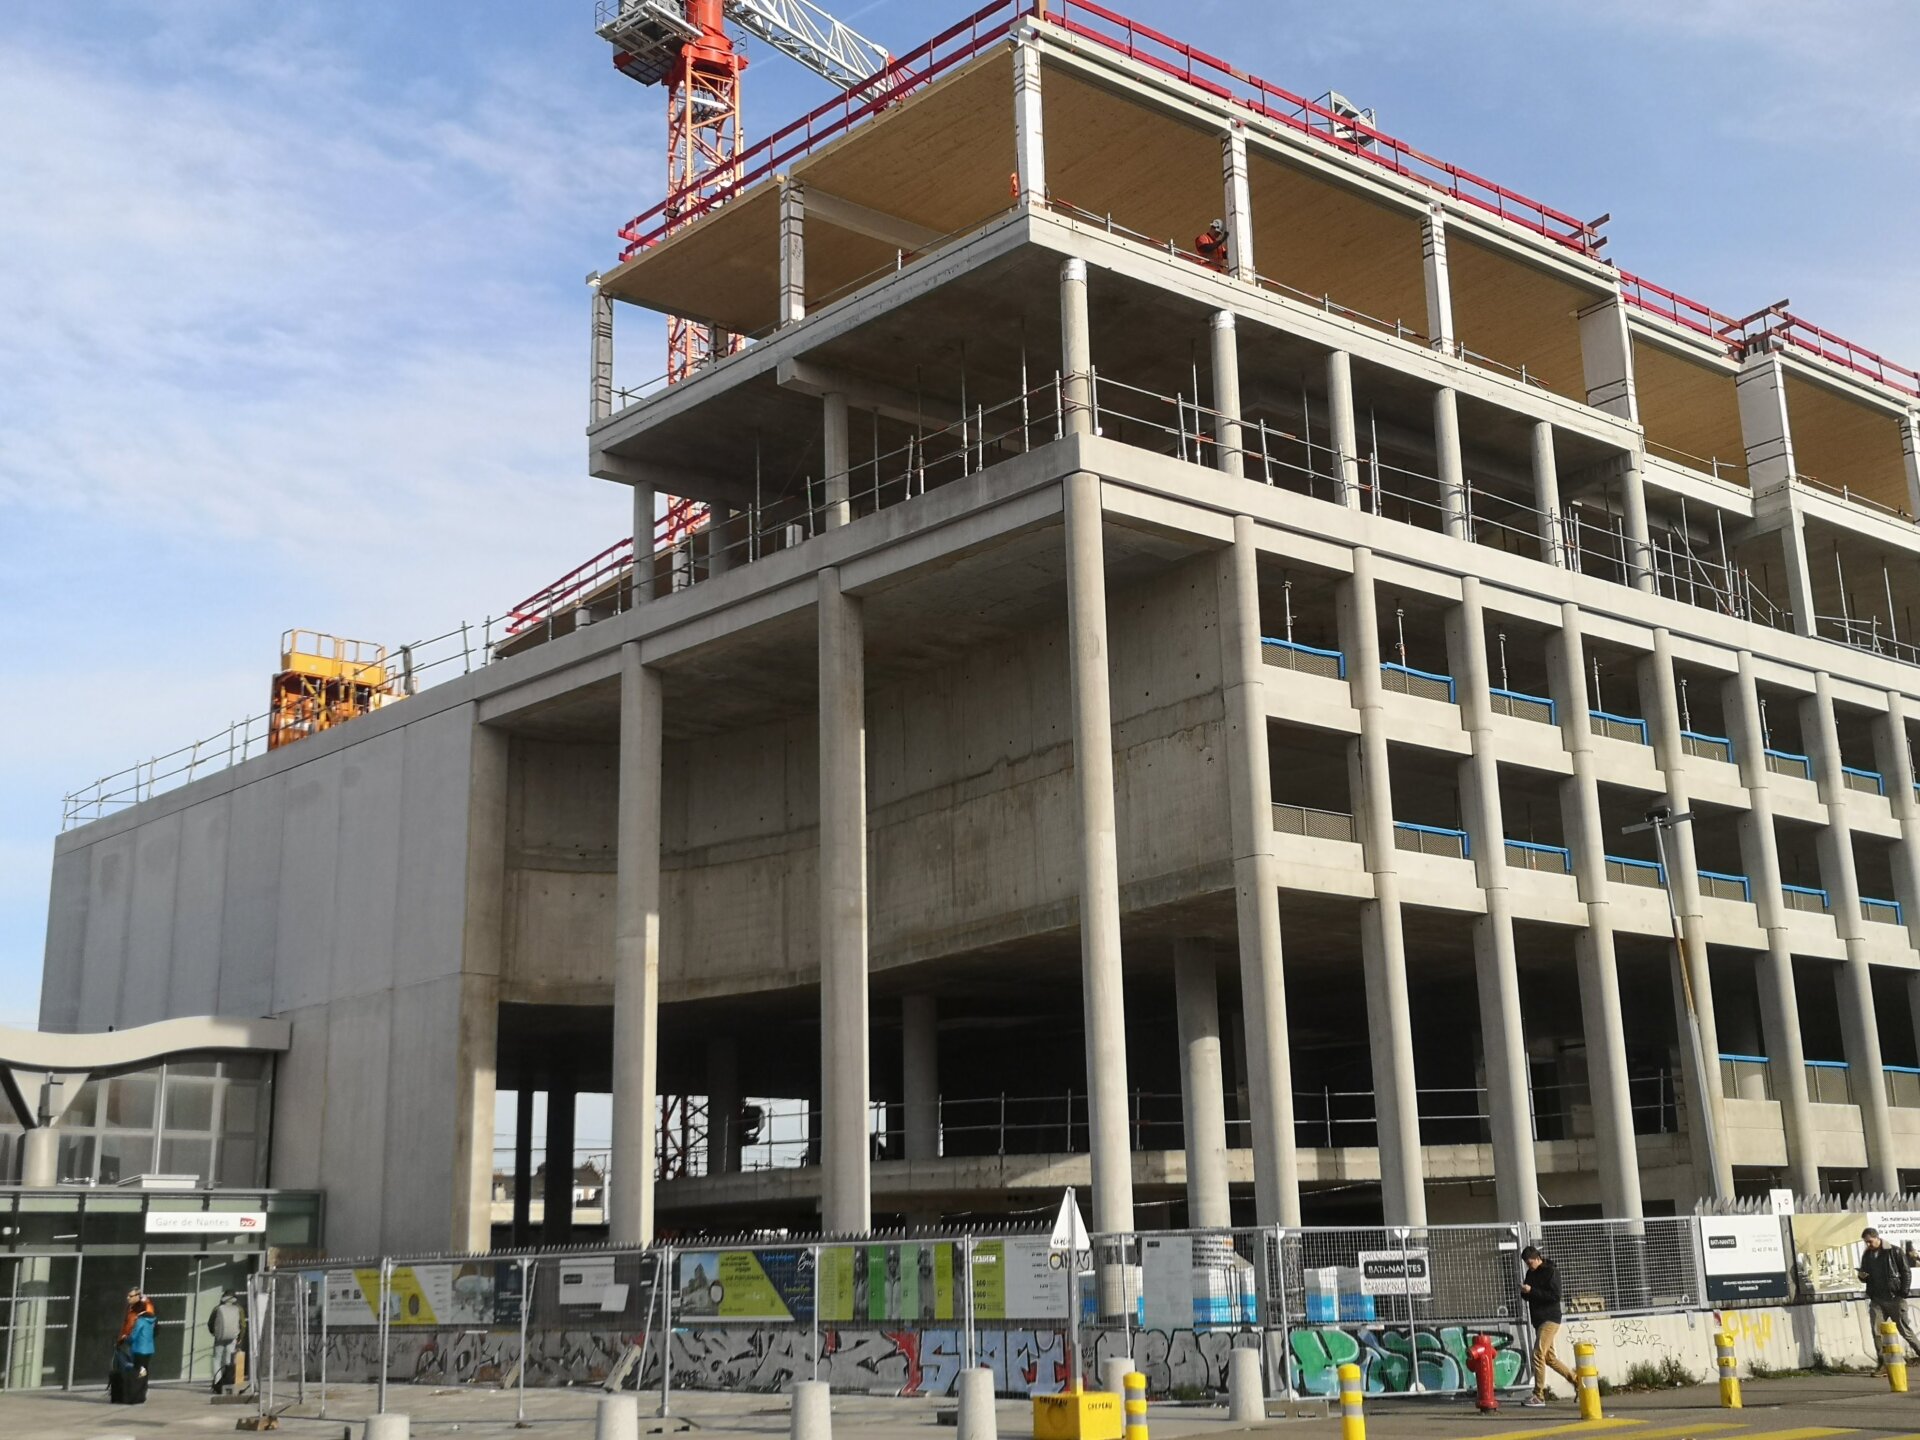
[1040,64,1224,251]
[1784,371,1911,515]
[1246,150,1426,340]
[1633,339,1744,482]
[598,185,780,338]
[1446,235,1588,404]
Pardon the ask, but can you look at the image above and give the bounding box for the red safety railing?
[505,497,707,636]
[1042,0,1604,256]
[617,0,1025,257]
[1762,313,1920,400]
[1616,269,1744,349]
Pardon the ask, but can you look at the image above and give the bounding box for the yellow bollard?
[1881,1321,1909,1394]
[1715,1331,1741,1409]
[1574,1341,1602,1421]
[1339,1362,1364,1440]
[1123,1371,1148,1440]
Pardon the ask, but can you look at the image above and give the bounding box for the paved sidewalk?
[9,1376,1920,1440]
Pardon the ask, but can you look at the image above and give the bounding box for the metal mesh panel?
[1394,826,1468,859]
[1533,1217,1701,1313]
[1784,887,1829,913]
[1606,858,1663,890]
[1863,898,1903,925]
[1589,714,1645,744]
[1381,667,1453,704]
[1491,692,1554,726]
[1700,873,1749,902]
[1683,734,1734,763]
[1272,804,1357,842]
[1262,645,1342,680]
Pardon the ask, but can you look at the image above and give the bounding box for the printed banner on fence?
[677,1249,815,1323]
[1357,1250,1431,1297]
[1790,1212,1871,1296]
[966,1238,1067,1320]
[325,1264,498,1327]
[556,1257,617,1308]
[1141,1235,1194,1333]
[815,1244,962,1323]
[1701,1215,1791,1302]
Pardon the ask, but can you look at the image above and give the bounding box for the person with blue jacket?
[111,1290,156,1403]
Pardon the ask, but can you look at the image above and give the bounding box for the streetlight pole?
[1625,805,1729,1202]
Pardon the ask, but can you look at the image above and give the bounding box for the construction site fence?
[245,1211,1879,1410]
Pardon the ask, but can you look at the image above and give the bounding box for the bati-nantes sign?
[1356,1250,1432,1297]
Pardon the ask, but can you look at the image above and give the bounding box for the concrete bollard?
[1227,1346,1264,1424]
[1882,1321,1910,1394]
[792,1379,833,1440]
[1715,1331,1741,1408]
[597,1394,641,1440]
[1102,1356,1135,1396]
[1574,1341,1602,1421]
[1338,1362,1364,1440]
[364,1416,410,1440]
[957,1367,997,1440]
[1123,1371,1148,1440]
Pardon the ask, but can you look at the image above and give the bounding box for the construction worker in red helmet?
[1196,218,1229,272]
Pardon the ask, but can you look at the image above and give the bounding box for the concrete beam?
[803,188,943,253]
[776,358,962,430]
[0,1015,290,1074]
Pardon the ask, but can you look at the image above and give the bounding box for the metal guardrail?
[1489,687,1555,724]
[1380,661,1456,704]
[1681,729,1734,764]
[1271,802,1357,842]
[1766,747,1813,779]
[1805,1059,1853,1105]
[1504,838,1572,873]
[1698,869,1752,903]
[1605,854,1665,889]
[1394,821,1470,858]
[1782,883,1831,913]
[1589,710,1649,744]
[1843,765,1886,797]
[1862,896,1905,926]
[1261,637,1345,680]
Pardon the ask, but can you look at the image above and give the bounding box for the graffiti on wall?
[277,1321,1523,1398]
[1288,1324,1529,1395]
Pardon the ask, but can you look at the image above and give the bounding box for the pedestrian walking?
[1520,1245,1577,1406]
[1859,1227,1920,1363]
[110,1290,156,1405]
[207,1289,245,1394]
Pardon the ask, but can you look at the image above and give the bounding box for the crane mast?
[595,0,891,383]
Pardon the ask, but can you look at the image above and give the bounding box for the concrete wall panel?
[75,830,135,1031]
[381,976,464,1253]
[274,753,343,1013]
[271,1002,330,1192]
[395,707,476,987]
[167,795,231,1018]
[505,870,616,1001]
[38,847,91,1032]
[331,731,405,1002]
[319,991,392,1256]
[119,810,182,1028]
[220,773,285,1018]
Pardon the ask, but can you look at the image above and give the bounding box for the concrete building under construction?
[34,0,1920,1257]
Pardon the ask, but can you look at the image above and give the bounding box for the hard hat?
[1209,218,1225,234]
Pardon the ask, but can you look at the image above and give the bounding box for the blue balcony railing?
[1862,896,1905,926]
[1781,882,1831,913]
[1590,709,1649,744]
[1505,838,1572,873]
[1843,764,1886,797]
[1394,821,1470,859]
[1605,854,1665,889]
[1766,747,1813,779]
[1681,729,1734,763]
[1490,687,1556,725]
[1261,636,1346,680]
[1698,869,1753,903]
[1381,661,1456,704]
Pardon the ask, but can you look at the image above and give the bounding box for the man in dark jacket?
[1859,1228,1920,1361]
[1521,1246,1578,1405]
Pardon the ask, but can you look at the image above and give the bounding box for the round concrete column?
[596,1395,640,1440]
[1228,1345,1265,1424]
[21,1127,58,1188]
[1102,1355,1135,1395]
[957,1367,998,1440]
[792,1379,833,1440]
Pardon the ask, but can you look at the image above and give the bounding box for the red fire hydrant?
[1468,1333,1500,1412]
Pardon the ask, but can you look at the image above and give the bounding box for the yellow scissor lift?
[266,630,399,751]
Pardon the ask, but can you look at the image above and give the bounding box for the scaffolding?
[266,631,399,752]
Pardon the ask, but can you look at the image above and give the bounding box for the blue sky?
[2,0,1915,1055]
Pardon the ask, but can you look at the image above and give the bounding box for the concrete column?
[543,1087,575,1245]
[1577,293,1638,423]
[903,995,939,1163]
[1013,42,1046,202]
[1725,655,1821,1194]
[780,179,807,326]
[1640,630,1733,1199]
[590,275,615,423]
[1531,422,1564,567]
[1737,355,1798,490]
[818,567,872,1234]
[1339,547,1425,1224]
[707,509,734,577]
[632,482,656,605]
[1173,941,1232,1229]
[707,1037,742,1176]
[1805,675,1899,1192]
[1619,456,1656,595]
[1061,258,1093,437]
[1546,604,1643,1217]
[511,1091,534,1245]
[1210,311,1243,479]
[1216,514,1300,1225]
[21,1125,57,1188]
[823,391,851,529]
[1902,412,1920,520]
[454,719,508,1252]
[1447,579,1540,1223]
[1222,126,1254,280]
[1434,388,1467,540]
[1874,692,1920,951]
[609,644,663,1244]
[1421,208,1454,355]
[1063,468,1135,1233]
[1327,351,1361,508]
